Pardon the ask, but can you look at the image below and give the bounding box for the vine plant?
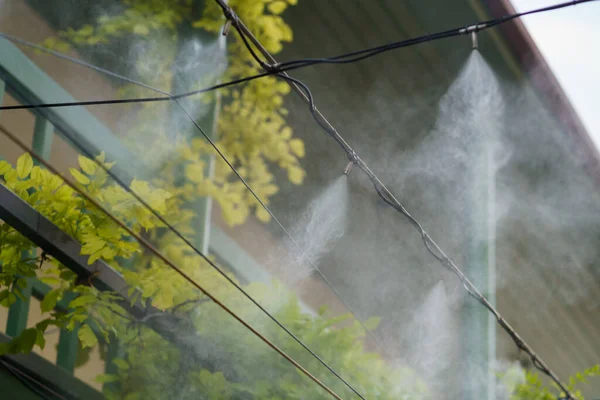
[0,0,597,398]
[0,153,428,399]
[42,0,306,226]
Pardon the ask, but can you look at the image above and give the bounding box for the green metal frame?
[0,38,146,182]
[0,17,273,398]
[0,332,104,400]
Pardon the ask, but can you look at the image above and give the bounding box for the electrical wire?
[1,0,598,112]
[0,123,344,400]
[218,1,579,398]
[0,358,71,400]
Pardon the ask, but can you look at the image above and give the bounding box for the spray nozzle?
[344,150,359,176]
[344,161,354,175]
[459,24,486,50]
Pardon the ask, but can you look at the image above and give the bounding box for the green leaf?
[19,328,38,353]
[60,269,77,281]
[112,358,130,371]
[16,153,34,179]
[78,324,98,348]
[36,329,46,349]
[124,393,140,400]
[41,290,62,312]
[78,24,94,36]
[81,236,106,255]
[133,24,149,35]
[39,277,61,286]
[0,342,10,355]
[268,1,287,14]
[69,168,91,185]
[318,304,328,316]
[68,294,96,309]
[36,319,52,332]
[78,155,97,175]
[363,316,381,331]
[95,373,120,383]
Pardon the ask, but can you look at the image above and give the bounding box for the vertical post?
[56,327,79,372]
[54,292,78,372]
[0,79,4,163]
[32,115,54,161]
[170,2,225,254]
[5,278,32,337]
[2,78,32,336]
[103,335,122,393]
[463,112,497,399]
[7,117,54,336]
[0,78,5,116]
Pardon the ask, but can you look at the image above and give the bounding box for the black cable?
[2,0,597,112]
[485,0,594,28]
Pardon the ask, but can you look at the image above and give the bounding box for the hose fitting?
[344,150,359,175]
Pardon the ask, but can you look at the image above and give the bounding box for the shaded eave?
[483,0,600,181]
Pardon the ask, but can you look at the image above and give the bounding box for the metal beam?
[0,333,104,400]
[0,183,240,378]
[0,184,131,297]
[0,38,148,182]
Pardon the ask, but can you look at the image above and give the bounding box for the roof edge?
[483,0,600,181]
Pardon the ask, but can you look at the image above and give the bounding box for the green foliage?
[504,364,600,400]
[41,0,305,226]
[1,147,430,397]
[1,1,531,398]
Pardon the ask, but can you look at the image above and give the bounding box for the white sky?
[510,0,600,148]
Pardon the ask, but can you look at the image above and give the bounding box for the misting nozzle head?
[471,31,478,50]
[344,161,354,175]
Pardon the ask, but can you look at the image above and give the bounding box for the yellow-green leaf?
[112,358,130,371]
[289,139,305,157]
[256,207,271,223]
[16,153,33,179]
[41,290,62,312]
[133,24,149,35]
[268,1,287,14]
[78,324,98,348]
[0,160,11,175]
[70,168,91,185]
[95,374,120,383]
[363,316,381,331]
[68,294,96,309]
[81,237,105,255]
[35,329,46,349]
[287,166,305,185]
[19,328,38,353]
[78,155,97,175]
